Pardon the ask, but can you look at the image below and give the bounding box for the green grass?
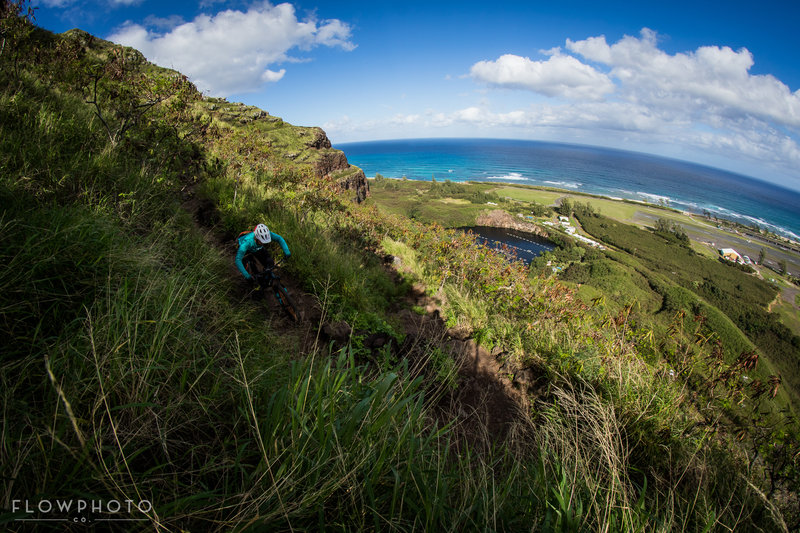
[370,178,797,530]
[561,256,663,314]
[492,186,566,205]
[368,177,504,227]
[491,185,663,221]
[570,209,799,410]
[774,298,800,335]
[3,19,797,532]
[1,32,559,531]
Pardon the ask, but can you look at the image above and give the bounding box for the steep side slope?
[0,20,543,531]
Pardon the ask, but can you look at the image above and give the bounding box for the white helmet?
[254,223,271,244]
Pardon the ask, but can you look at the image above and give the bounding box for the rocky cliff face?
[309,144,348,176]
[475,209,549,237]
[337,167,369,203]
[305,129,369,203]
[305,127,332,149]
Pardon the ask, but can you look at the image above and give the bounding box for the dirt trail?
[393,283,534,445]
[182,186,535,447]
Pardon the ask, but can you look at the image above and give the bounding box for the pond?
[458,226,556,265]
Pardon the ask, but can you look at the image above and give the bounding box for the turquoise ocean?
[336,138,800,241]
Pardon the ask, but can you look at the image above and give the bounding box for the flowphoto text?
[11,498,151,524]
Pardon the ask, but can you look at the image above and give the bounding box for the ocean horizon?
[336,138,800,241]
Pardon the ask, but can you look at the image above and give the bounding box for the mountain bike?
[252,259,300,323]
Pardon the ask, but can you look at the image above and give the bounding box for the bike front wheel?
[273,282,300,322]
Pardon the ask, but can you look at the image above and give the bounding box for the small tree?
[558,198,572,217]
[654,217,689,244]
[82,45,195,145]
[0,0,36,75]
[758,248,766,265]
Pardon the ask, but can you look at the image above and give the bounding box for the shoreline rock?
[475,209,549,238]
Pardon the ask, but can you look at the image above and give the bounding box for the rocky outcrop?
[313,150,349,177]
[306,128,369,203]
[305,127,333,150]
[200,94,369,204]
[475,209,549,237]
[338,167,370,203]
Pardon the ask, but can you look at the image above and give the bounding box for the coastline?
[367,176,800,279]
[474,179,800,245]
[481,181,800,274]
[341,138,800,242]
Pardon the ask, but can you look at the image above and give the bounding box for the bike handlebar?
[254,255,289,279]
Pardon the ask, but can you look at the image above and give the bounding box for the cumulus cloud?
[459,28,800,185]
[390,113,420,125]
[470,53,614,100]
[470,28,800,131]
[445,101,665,134]
[108,1,355,96]
[565,28,800,128]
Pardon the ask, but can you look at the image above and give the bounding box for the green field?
[774,298,800,334]
[491,186,566,206]
[493,184,701,227]
[367,177,505,227]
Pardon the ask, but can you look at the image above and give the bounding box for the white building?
[719,248,743,264]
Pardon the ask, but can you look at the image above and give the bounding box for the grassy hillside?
[2,7,798,531]
[567,206,799,407]
[370,179,800,408]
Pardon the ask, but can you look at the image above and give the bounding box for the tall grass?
[4,36,552,532]
[199,167,407,334]
[2,22,793,532]
[368,206,784,531]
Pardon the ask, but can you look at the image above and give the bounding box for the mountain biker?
[235,223,291,284]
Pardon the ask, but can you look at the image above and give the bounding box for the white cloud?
[470,53,614,101]
[108,1,354,96]
[38,0,75,7]
[566,28,800,128]
[445,101,667,135]
[687,122,800,168]
[390,113,420,125]
[452,28,800,187]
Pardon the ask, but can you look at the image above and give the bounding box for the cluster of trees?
[428,177,500,204]
[373,173,406,191]
[653,217,689,244]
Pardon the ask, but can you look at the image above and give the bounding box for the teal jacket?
[235,231,290,280]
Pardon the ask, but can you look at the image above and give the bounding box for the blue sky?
[32,0,800,191]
